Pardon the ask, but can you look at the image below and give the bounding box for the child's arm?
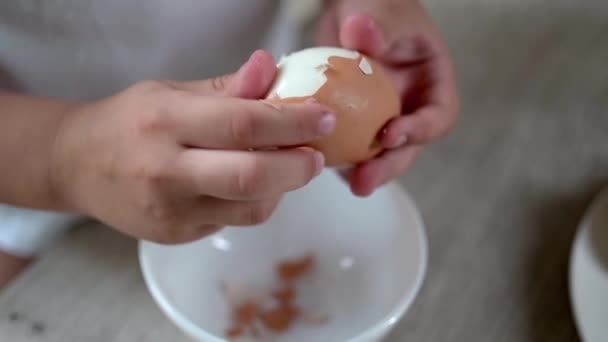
[0,91,76,210]
[0,50,335,243]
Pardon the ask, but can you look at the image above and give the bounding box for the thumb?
[339,12,431,64]
[339,12,388,58]
[178,50,278,99]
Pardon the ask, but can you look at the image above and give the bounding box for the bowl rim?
[138,181,429,342]
[568,185,608,342]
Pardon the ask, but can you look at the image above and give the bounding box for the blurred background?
[388,0,608,341]
[1,0,607,341]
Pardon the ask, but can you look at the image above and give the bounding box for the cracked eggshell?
[266,46,401,167]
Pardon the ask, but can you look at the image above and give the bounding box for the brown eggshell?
[266,47,401,167]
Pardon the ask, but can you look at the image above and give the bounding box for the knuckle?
[230,109,257,147]
[211,75,230,93]
[136,108,171,136]
[150,225,187,244]
[437,106,459,138]
[127,82,175,134]
[412,111,444,143]
[149,226,178,244]
[262,100,284,114]
[138,206,180,245]
[409,116,432,144]
[294,113,313,141]
[149,220,221,245]
[124,97,175,137]
[236,158,266,197]
[130,159,174,191]
[262,100,292,135]
[139,201,184,243]
[140,195,173,222]
[290,151,317,189]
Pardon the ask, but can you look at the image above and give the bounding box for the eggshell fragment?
[266,46,401,167]
[358,57,373,75]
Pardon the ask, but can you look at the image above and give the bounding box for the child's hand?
[317,0,459,196]
[50,51,335,244]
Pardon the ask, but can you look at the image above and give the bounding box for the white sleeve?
[0,204,82,258]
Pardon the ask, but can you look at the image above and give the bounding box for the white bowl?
[569,186,608,342]
[139,170,428,342]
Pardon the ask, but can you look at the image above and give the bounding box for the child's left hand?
[316,0,460,196]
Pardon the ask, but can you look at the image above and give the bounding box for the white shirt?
[0,0,303,100]
[0,0,312,256]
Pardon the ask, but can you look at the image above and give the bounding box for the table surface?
[1,1,607,341]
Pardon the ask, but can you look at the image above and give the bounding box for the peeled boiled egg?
[266,46,401,167]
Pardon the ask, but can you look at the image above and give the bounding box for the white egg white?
[268,46,372,99]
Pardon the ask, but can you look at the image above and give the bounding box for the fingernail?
[319,113,336,135]
[313,151,325,175]
[388,134,408,149]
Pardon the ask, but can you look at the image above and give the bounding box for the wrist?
[0,91,84,212]
[48,101,87,213]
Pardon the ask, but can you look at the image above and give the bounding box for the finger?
[383,36,434,66]
[381,106,442,147]
[339,11,434,64]
[159,224,224,245]
[193,196,282,226]
[168,50,278,99]
[339,12,387,57]
[174,97,336,149]
[348,146,421,197]
[383,66,417,102]
[337,167,353,184]
[315,4,341,46]
[224,50,278,98]
[176,148,324,200]
[382,56,459,147]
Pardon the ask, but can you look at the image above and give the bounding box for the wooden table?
[1,1,607,341]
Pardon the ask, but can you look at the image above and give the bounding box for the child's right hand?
[50,51,336,244]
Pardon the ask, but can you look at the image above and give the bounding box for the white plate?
[569,186,608,342]
[139,170,428,342]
